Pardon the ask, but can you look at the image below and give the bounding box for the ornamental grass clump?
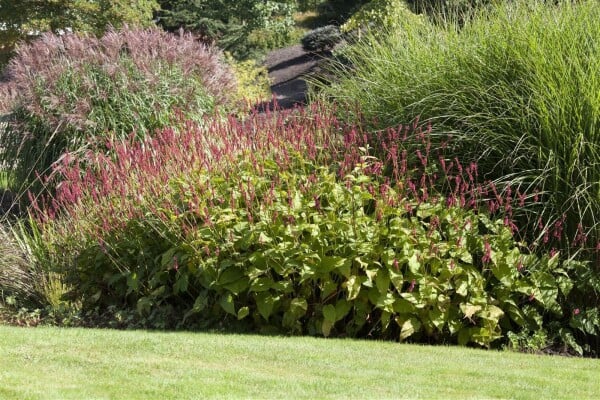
[317,0,600,265]
[0,26,237,194]
[24,103,590,353]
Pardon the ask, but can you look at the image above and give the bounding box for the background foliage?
[157,0,297,58]
[0,26,237,195]
[0,0,159,64]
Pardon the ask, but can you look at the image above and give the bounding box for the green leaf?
[219,293,236,315]
[376,292,396,313]
[192,292,208,313]
[364,268,377,287]
[250,277,273,292]
[136,296,153,316]
[556,273,573,297]
[255,291,276,320]
[458,327,472,346]
[469,326,500,348]
[393,298,415,314]
[560,329,583,355]
[381,311,391,331]
[335,299,352,321]
[477,305,504,324]
[460,303,482,320]
[389,269,404,291]
[490,251,515,287]
[399,318,421,341]
[376,269,390,293]
[173,273,189,294]
[530,272,560,310]
[160,248,177,268]
[320,280,338,299]
[126,272,139,295]
[322,319,334,337]
[223,278,249,296]
[503,299,527,328]
[289,298,308,317]
[455,278,468,297]
[345,275,362,300]
[237,306,250,320]
[428,307,445,331]
[323,304,336,322]
[318,256,345,273]
[547,251,560,270]
[218,267,244,285]
[408,253,420,274]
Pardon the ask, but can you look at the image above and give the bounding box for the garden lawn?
[0,326,599,399]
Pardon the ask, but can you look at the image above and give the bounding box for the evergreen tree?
[157,0,296,58]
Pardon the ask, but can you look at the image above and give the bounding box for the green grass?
[0,326,599,399]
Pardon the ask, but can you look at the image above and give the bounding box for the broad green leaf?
[490,252,515,287]
[160,248,177,268]
[477,305,504,323]
[223,278,249,296]
[219,293,236,315]
[455,278,469,297]
[272,281,293,293]
[318,256,346,274]
[255,291,276,320]
[320,280,338,300]
[447,307,462,335]
[192,292,208,313]
[173,273,189,294]
[400,292,426,309]
[323,304,336,322]
[337,261,352,278]
[376,292,396,313]
[389,269,404,291]
[408,253,420,274]
[429,307,445,330]
[381,311,391,331]
[136,296,152,316]
[555,273,573,297]
[322,319,334,337]
[376,269,390,293]
[458,249,473,264]
[457,327,472,346]
[460,303,482,320]
[560,329,583,355]
[258,232,272,243]
[345,275,362,300]
[470,326,502,348]
[250,277,273,292]
[335,299,352,321]
[289,298,308,317]
[237,306,250,320]
[393,298,415,314]
[531,271,559,308]
[364,268,377,287]
[503,299,527,327]
[547,251,560,269]
[126,272,139,295]
[218,267,244,285]
[399,318,421,341]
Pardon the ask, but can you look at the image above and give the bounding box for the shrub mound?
[25,104,583,351]
[301,25,342,53]
[0,26,237,193]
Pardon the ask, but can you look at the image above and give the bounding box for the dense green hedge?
[24,106,583,351]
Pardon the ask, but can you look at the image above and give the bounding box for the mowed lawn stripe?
[1,326,599,399]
